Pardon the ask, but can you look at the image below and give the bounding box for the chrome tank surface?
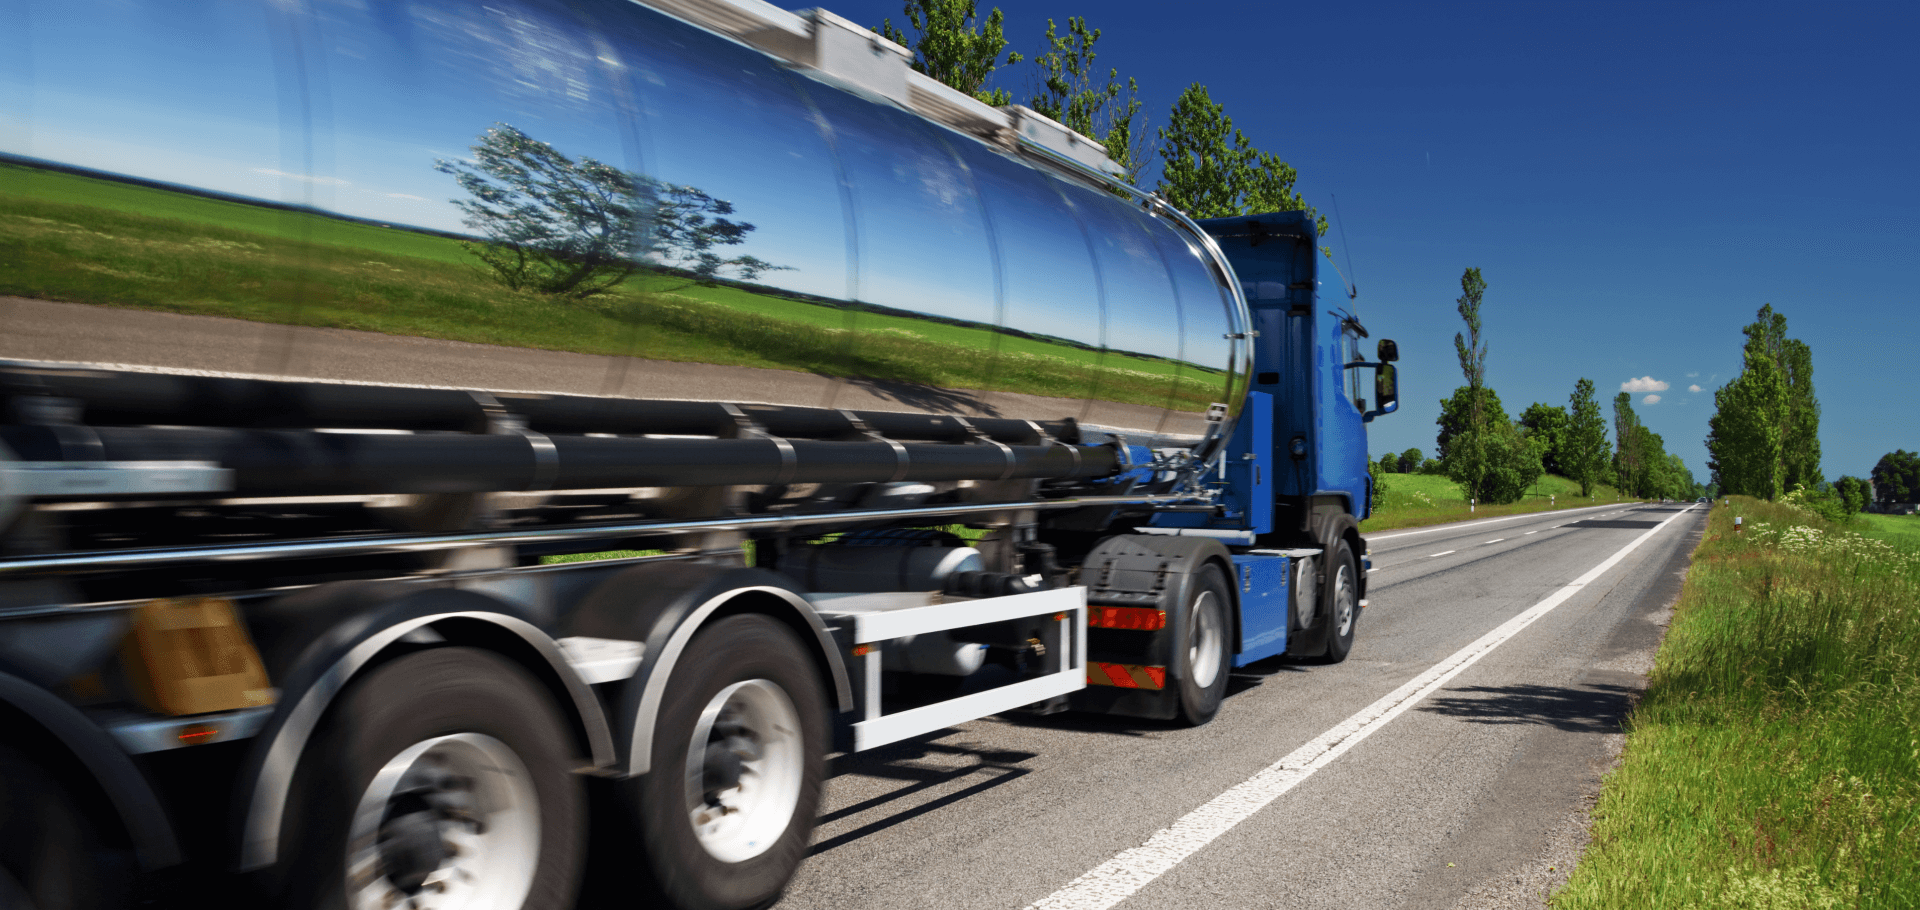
[0,0,1248,458]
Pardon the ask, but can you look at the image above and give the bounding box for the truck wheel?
[1320,540,1360,664]
[631,614,826,910]
[275,647,585,910]
[1175,564,1232,726]
[0,746,132,910]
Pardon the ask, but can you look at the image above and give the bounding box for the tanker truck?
[0,0,1400,907]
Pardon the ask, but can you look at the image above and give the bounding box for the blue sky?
[6,1,1913,480]
[824,0,1919,484]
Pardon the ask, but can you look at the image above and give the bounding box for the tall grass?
[1555,498,1920,909]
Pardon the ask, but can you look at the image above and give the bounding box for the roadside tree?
[1871,450,1920,504]
[877,0,1022,105]
[1707,326,1788,499]
[1519,401,1569,476]
[1156,84,1324,227]
[1024,17,1153,182]
[1561,378,1612,498]
[1833,475,1870,516]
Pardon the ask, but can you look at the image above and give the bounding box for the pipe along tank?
[0,1,1399,908]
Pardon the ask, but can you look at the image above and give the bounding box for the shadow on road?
[811,737,1035,855]
[1416,682,1637,734]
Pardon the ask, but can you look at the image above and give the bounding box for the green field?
[1555,498,1919,908]
[1362,471,1635,532]
[1855,512,1920,550]
[0,160,1215,410]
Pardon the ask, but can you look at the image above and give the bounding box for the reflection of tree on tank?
[436,124,789,299]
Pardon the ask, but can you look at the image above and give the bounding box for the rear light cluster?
[1088,606,1167,631]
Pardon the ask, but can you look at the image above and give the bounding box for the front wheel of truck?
[630,614,827,910]
[1320,540,1360,664]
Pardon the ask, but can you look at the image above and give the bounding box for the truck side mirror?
[1365,364,1399,422]
[1376,339,1398,362]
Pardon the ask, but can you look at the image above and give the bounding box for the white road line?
[1483,538,1505,544]
[1426,550,1455,558]
[1024,506,1698,910]
[1366,503,1621,540]
[1525,531,1538,535]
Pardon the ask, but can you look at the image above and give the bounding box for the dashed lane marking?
[1024,506,1700,910]
[1483,539,1505,544]
[1365,503,1622,540]
[1426,550,1455,558]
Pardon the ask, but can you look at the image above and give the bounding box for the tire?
[630,614,827,910]
[0,746,132,910]
[273,647,586,910]
[1174,564,1233,726]
[1319,540,1360,664]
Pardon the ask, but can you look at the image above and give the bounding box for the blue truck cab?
[1180,210,1401,664]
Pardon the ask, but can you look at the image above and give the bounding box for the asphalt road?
[769,502,1705,910]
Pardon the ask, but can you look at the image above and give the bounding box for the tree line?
[1377,268,1702,505]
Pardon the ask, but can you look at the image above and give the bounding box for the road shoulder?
[1405,511,1704,910]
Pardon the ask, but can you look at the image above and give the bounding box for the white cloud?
[1686,372,1699,378]
[1621,376,1669,393]
[1642,394,1661,405]
[1688,384,1703,393]
[251,167,351,186]
[384,193,427,201]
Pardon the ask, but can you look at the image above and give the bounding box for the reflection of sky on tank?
[3,0,1212,365]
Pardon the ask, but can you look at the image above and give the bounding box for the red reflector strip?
[1088,607,1168,631]
[1087,662,1167,691]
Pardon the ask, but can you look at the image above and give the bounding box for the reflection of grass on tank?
[0,161,1220,411]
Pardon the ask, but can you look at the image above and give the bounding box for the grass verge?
[1361,472,1638,533]
[1553,497,1920,908]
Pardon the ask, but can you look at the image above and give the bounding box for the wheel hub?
[347,733,539,910]
[684,679,804,863]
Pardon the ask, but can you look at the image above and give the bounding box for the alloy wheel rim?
[683,678,804,863]
[346,732,540,910]
[1188,591,1224,689]
[1332,561,1356,637]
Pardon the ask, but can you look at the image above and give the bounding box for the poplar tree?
[1612,393,1645,496]
[1707,305,1815,500]
[1742,305,1822,489]
[1707,328,1788,499]
[1561,378,1611,498]
[1443,268,1493,500]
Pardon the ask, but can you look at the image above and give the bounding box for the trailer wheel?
[275,647,585,910]
[1320,540,1360,664]
[1174,564,1233,726]
[631,614,826,910]
[0,746,132,910]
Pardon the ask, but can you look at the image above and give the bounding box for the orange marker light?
[1088,607,1167,631]
[177,723,218,744]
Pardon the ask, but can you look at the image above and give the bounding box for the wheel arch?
[562,562,851,777]
[0,669,183,871]
[233,585,615,872]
